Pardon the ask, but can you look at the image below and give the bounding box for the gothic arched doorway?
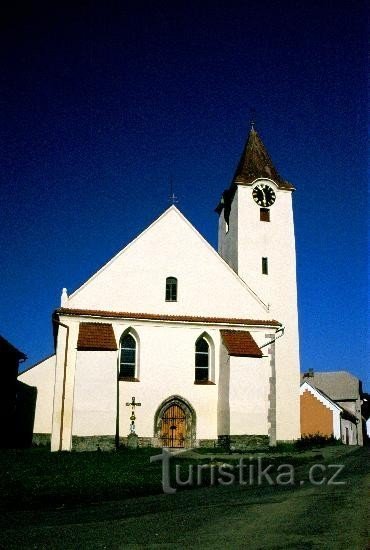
[161,403,186,448]
[154,396,196,448]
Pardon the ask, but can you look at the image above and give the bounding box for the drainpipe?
[115,352,120,450]
[260,325,285,350]
[52,318,70,451]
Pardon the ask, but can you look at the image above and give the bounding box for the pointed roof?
[232,127,294,190]
[216,126,294,213]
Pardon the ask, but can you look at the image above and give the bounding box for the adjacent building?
[300,370,364,445]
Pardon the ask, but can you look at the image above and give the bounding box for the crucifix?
[126,396,141,434]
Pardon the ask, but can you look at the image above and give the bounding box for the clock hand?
[260,188,266,206]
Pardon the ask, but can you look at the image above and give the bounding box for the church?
[19,126,301,451]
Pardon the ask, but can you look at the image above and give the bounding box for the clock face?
[252,184,276,207]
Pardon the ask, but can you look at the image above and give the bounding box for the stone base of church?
[120,436,154,448]
[218,434,270,450]
[72,435,116,451]
[51,433,272,452]
[32,433,51,447]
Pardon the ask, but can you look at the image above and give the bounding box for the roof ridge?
[56,308,281,327]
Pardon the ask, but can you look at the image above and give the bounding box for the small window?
[260,208,270,222]
[119,334,136,378]
[195,337,209,381]
[262,257,268,275]
[166,277,177,302]
[224,206,230,233]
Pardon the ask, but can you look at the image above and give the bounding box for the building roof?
[232,127,294,190]
[0,335,26,360]
[77,323,117,351]
[301,371,360,401]
[300,381,358,423]
[56,308,281,327]
[300,381,342,411]
[220,330,262,357]
[216,127,294,213]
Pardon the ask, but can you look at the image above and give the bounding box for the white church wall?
[51,319,79,451]
[60,318,274,446]
[116,322,220,441]
[218,191,238,273]
[18,354,56,434]
[227,183,300,441]
[72,351,117,436]
[228,355,270,435]
[66,207,269,320]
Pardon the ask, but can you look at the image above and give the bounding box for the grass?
[0,443,361,510]
[0,447,162,509]
[0,445,369,548]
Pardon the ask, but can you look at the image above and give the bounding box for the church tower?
[217,126,300,441]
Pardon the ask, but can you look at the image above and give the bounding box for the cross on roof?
[169,192,178,205]
[168,177,178,205]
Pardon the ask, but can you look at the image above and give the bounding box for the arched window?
[195,337,209,381]
[166,276,177,302]
[119,333,137,378]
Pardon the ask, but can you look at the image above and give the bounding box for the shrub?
[295,434,342,450]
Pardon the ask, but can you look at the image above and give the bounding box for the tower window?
[262,257,268,275]
[165,277,177,302]
[260,208,270,222]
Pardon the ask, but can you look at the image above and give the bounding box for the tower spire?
[232,127,293,190]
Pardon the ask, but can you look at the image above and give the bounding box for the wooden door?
[161,404,186,448]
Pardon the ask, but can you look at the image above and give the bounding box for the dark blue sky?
[1,1,368,387]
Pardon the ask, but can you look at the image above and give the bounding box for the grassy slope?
[0,446,368,549]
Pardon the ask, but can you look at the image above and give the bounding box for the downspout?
[260,326,284,447]
[52,318,70,451]
[115,351,120,450]
[260,325,285,350]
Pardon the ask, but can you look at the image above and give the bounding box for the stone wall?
[32,433,51,447]
[72,435,116,451]
[219,434,269,450]
[36,433,271,451]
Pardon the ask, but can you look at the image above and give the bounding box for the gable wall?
[300,389,333,437]
[66,208,267,319]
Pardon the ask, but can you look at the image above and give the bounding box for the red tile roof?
[77,323,117,351]
[220,330,262,357]
[56,308,281,327]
